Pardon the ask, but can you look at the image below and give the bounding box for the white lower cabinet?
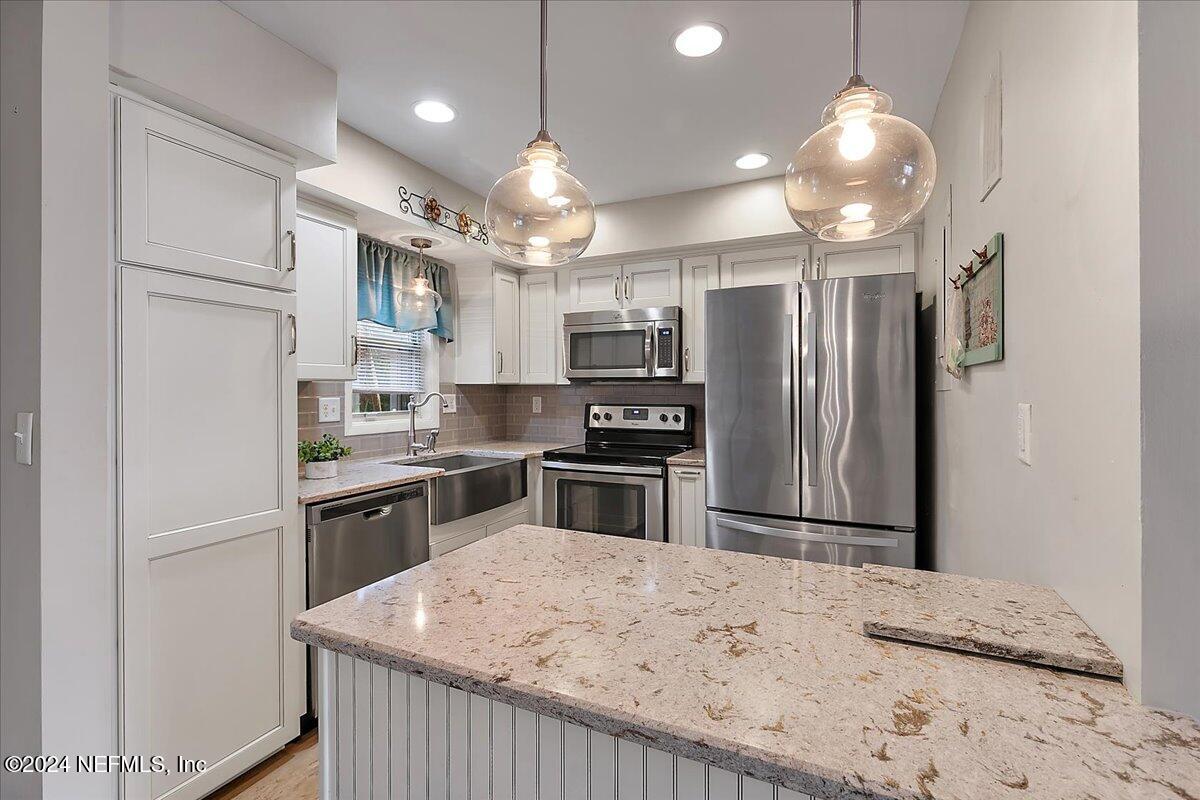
[429,494,532,559]
[118,267,300,800]
[668,466,707,547]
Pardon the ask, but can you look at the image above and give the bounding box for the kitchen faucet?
[407,392,447,456]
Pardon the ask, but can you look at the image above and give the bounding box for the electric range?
[542,403,694,542]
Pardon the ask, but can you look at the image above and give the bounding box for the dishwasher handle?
[362,505,393,521]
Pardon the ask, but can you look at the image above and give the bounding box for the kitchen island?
[291,525,1199,800]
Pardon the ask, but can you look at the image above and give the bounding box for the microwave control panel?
[655,327,674,368]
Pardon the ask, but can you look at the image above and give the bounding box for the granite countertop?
[291,525,1199,800]
[666,447,706,467]
[861,564,1123,678]
[297,440,566,504]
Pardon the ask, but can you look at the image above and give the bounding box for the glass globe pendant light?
[485,0,595,266]
[394,237,443,330]
[784,0,936,241]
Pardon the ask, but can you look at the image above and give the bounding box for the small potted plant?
[298,434,352,479]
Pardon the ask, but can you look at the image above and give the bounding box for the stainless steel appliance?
[563,306,681,380]
[705,274,916,567]
[305,483,430,718]
[543,404,694,541]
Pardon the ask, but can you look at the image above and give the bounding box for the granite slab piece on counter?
[298,440,568,504]
[861,564,1123,678]
[292,525,1199,800]
[666,447,706,467]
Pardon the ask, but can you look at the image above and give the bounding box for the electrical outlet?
[1016,402,1032,465]
[532,396,542,414]
[318,397,341,423]
[442,394,457,413]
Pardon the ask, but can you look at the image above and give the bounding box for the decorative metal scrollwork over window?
[397,185,489,245]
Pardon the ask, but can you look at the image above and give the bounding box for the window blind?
[353,320,425,394]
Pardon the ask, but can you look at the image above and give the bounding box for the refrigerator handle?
[804,309,818,487]
[783,314,795,486]
[713,517,899,549]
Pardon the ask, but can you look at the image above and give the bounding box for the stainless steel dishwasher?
[305,482,429,720]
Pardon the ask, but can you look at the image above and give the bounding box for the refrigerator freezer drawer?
[706,511,914,568]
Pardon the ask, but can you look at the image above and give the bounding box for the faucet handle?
[424,429,440,452]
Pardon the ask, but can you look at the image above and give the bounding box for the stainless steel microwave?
[563,306,681,380]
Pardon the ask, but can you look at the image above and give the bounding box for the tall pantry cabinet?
[114,92,301,800]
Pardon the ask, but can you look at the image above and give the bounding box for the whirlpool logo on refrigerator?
[861,292,886,302]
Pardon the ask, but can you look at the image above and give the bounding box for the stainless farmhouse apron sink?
[391,453,527,524]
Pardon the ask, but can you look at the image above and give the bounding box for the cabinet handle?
[801,257,808,280]
[351,334,358,367]
[497,350,503,374]
[684,346,691,372]
[675,469,702,477]
[613,277,620,303]
[287,314,297,355]
[623,275,630,302]
[286,230,296,272]
[815,256,822,280]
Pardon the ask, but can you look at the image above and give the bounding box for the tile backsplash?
[298,382,705,461]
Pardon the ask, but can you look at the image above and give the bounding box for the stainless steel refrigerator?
[704,274,916,567]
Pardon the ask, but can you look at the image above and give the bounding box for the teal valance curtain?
[357,236,454,341]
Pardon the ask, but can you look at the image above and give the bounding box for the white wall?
[109,0,337,167]
[39,3,118,797]
[919,1,1143,693]
[588,175,797,258]
[1,3,43,798]
[1137,0,1199,719]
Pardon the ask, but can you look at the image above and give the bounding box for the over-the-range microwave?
[563,306,681,381]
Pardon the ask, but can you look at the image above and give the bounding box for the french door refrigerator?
[704,274,916,567]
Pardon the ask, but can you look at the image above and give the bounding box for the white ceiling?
[227,0,967,205]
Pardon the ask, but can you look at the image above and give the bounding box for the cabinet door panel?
[814,231,915,278]
[296,200,356,380]
[719,245,809,288]
[520,272,558,384]
[669,467,706,547]
[494,269,521,383]
[622,258,680,308]
[566,264,622,312]
[120,267,297,800]
[681,255,718,383]
[118,97,296,289]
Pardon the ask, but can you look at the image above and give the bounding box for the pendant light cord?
[850,0,861,81]
[539,0,549,138]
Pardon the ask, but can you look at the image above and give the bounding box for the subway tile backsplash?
[297,382,705,462]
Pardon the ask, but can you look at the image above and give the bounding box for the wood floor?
[204,730,318,800]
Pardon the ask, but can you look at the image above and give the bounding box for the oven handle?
[541,460,664,477]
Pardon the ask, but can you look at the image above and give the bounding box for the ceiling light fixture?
[412,100,456,123]
[784,0,936,241]
[394,237,443,329]
[485,0,595,267]
[735,153,771,170]
[673,23,725,58]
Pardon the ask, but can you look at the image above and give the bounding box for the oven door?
[541,461,665,542]
[564,321,662,380]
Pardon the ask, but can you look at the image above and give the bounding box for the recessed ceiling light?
[673,23,725,58]
[413,100,456,123]
[735,153,771,170]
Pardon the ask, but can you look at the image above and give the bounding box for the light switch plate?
[1016,402,1032,465]
[532,396,542,414]
[318,397,341,423]
[442,394,457,413]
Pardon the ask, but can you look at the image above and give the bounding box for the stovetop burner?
[544,403,696,468]
[542,441,692,468]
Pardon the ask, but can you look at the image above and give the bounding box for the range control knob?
[672,413,682,423]
[591,412,601,421]
[659,413,669,422]
[603,412,613,421]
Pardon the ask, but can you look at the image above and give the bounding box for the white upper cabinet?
[621,259,681,309]
[813,231,916,279]
[493,268,521,384]
[566,261,680,312]
[295,199,357,380]
[520,272,558,384]
[565,263,623,313]
[681,255,718,383]
[117,96,297,290]
[719,244,810,288]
